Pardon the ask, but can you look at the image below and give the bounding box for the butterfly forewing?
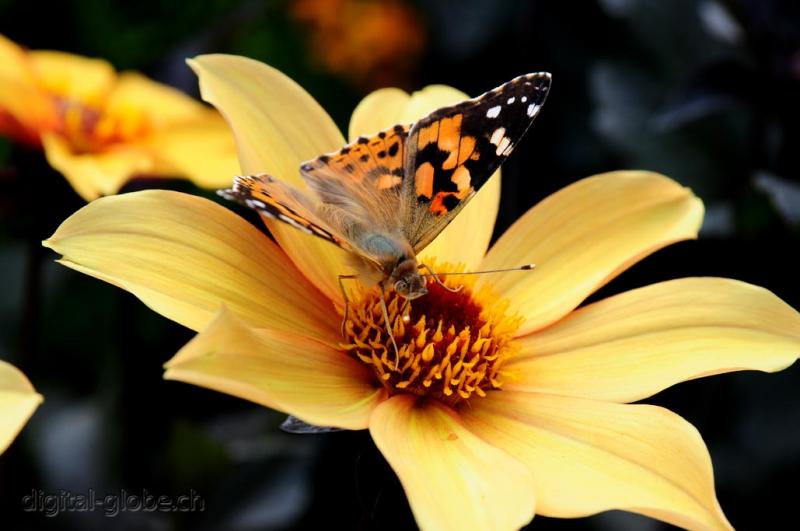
[300,124,409,192]
[402,72,551,252]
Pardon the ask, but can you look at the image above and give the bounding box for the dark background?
[1,0,798,529]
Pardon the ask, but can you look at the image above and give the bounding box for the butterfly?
[220,72,551,354]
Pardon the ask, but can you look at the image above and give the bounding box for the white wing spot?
[486,105,501,118]
[495,137,511,156]
[278,213,312,233]
[521,96,528,102]
[247,199,266,209]
[526,103,537,117]
[489,127,506,146]
[507,96,515,104]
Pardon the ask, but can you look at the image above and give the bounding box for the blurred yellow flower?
[44,55,800,530]
[0,34,238,200]
[0,360,42,454]
[291,0,425,89]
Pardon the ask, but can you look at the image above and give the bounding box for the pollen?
[340,263,522,405]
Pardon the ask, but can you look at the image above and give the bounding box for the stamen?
[340,262,521,405]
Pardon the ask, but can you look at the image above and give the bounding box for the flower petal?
[397,85,470,124]
[29,50,115,108]
[145,116,240,190]
[0,34,33,87]
[0,34,55,135]
[0,360,43,454]
[349,83,501,269]
[43,190,337,342]
[462,391,732,530]
[42,132,155,200]
[348,87,409,140]
[369,395,536,531]
[189,54,351,302]
[105,72,211,128]
[508,277,800,402]
[164,308,383,430]
[189,54,344,185]
[482,171,704,335]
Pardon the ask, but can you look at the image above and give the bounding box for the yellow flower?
[0,360,42,454]
[44,55,800,530]
[0,34,238,200]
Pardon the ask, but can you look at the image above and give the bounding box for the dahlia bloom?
[0,34,238,200]
[44,55,800,530]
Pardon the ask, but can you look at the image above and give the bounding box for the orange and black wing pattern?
[407,72,551,216]
[300,124,410,193]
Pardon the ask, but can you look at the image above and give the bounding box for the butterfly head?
[390,258,428,300]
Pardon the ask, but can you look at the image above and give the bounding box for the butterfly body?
[220,72,551,304]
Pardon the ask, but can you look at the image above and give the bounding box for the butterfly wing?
[220,124,414,270]
[402,72,551,253]
[218,174,362,255]
[220,73,551,270]
[298,124,410,232]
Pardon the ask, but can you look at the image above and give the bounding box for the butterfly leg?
[379,283,401,370]
[419,263,464,293]
[398,297,411,321]
[338,274,358,337]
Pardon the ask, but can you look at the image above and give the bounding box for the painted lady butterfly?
[220,72,551,346]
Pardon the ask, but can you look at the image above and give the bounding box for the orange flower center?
[341,263,521,405]
[53,97,151,153]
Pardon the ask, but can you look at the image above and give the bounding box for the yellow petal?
[369,395,536,531]
[146,116,240,190]
[0,34,32,85]
[29,50,115,108]
[0,34,56,135]
[43,190,337,343]
[0,360,43,454]
[42,132,155,200]
[508,277,800,402]
[349,83,501,269]
[397,85,470,124]
[105,72,211,128]
[164,308,383,430]
[189,54,351,302]
[348,87,409,140]
[462,391,732,530]
[483,171,704,335]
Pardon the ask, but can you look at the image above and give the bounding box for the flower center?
[341,262,521,405]
[53,97,152,153]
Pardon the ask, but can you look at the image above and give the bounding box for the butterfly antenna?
[421,264,536,277]
[379,286,401,370]
[418,263,463,293]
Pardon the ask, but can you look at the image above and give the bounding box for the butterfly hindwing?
[402,72,551,252]
[219,174,358,253]
[296,125,412,238]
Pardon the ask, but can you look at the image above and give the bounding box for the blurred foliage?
[1,0,799,530]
